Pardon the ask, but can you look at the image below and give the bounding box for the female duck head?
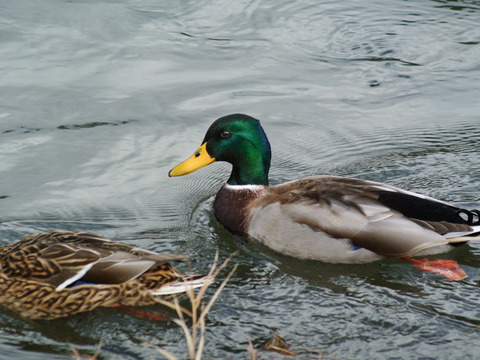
[169,114,271,186]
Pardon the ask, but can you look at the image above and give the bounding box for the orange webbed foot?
[401,257,467,280]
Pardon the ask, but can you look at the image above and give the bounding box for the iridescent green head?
[169,114,271,185]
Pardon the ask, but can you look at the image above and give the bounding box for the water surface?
[1,0,480,359]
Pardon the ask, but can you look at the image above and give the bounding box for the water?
[1,0,480,358]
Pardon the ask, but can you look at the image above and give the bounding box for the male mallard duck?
[169,114,480,279]
[0,231,208,320]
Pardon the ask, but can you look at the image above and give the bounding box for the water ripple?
[2,0,480,359]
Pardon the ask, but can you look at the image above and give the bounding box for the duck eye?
[220,130,231,139]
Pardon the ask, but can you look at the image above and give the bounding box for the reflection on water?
[1,0,480,358]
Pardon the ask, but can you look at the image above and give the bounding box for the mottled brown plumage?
[0,231,207,320]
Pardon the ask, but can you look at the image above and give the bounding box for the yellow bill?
[168,143,215,177]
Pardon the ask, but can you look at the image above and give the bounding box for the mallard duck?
[0,231,208,320]
[169,114,480,279]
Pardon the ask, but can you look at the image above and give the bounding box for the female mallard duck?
[0,231,207,320]
[169,114,480,279]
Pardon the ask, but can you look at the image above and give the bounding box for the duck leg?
[401,257,467,280]
[111,303,170,321]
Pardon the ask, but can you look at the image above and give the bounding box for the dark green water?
[1,0,480,358]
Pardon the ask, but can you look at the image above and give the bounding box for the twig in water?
[143,253,237,360]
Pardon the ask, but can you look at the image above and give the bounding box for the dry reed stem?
[70,339,103,360]
[144,253,237,360]
[247,338,258,360]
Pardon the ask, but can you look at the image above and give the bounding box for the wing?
[259,176,479,257]
[0,231,189,289]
